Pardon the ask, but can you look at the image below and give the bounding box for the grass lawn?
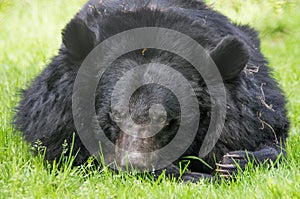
[0,0,299,198]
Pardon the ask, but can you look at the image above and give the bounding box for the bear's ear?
[62,16,96,63]
[210,36,249,80]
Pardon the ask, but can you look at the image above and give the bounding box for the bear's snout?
[115,132,159,171]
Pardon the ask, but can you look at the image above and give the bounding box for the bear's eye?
[158,116,166,123]
[151,115,167,125]
[110,111,125,122]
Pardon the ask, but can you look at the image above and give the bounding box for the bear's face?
[95,56,183,170]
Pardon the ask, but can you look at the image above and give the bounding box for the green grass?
[0,0,299,198]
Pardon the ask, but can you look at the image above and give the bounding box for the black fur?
[14,0,289,181]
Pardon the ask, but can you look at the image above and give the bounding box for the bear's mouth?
[114,131,160,172]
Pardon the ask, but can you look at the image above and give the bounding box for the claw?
[223,154,243,159]
[216,163,237,169]
[219,174,232,178]
[215,169,230,173]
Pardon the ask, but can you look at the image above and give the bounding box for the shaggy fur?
[14,0,289,181]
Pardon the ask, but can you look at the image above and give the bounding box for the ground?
[0,0,299,198]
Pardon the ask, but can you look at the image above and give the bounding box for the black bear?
[14,0,289,182]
